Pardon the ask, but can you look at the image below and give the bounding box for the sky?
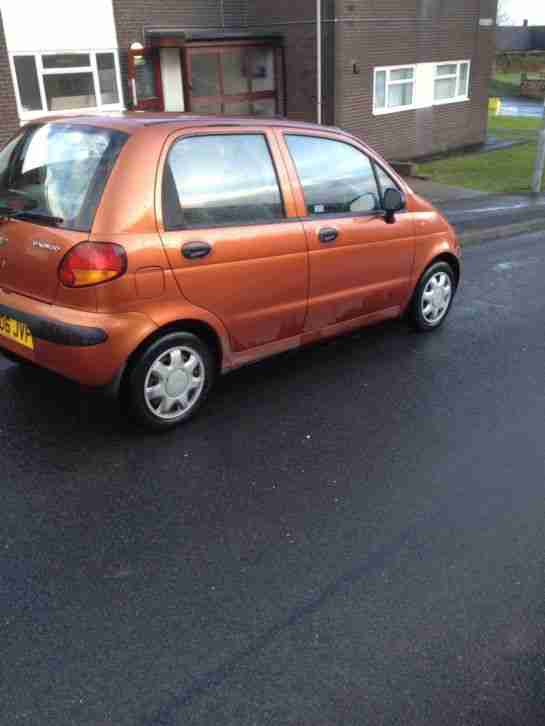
[500,0,545,25]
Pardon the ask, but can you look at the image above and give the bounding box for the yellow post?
[488,97,502,115]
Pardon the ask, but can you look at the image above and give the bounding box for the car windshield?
[0,123,128,231]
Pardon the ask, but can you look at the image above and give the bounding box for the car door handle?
[182,241,212,260]
[318,227,338,244]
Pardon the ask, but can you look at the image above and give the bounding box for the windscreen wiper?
[14,210,64,227]
[0,205,18,218]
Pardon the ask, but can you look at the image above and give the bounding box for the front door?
[278,131,415,331]
[128,47,163,111]
[158,129,308,352]
[185,43,280,116]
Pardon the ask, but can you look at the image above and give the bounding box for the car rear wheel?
[124,331,215,431]
[409,261,455,332]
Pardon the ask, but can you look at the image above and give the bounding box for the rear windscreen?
[0,123,128,231]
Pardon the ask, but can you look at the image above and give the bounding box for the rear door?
[277,131,415,331]
[0,123,127,303]
[158,128,309,352]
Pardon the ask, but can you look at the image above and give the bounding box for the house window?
[11,51,122,120]
[373,61,472,115]
[374,66,416,114]
[434,61,470,103]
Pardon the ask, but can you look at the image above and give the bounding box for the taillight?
[59,242,127,288]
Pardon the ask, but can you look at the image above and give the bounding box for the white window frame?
[433,60,471,105]
[373,64,417,116]
[9,50,124,123]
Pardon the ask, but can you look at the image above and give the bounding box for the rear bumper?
[0,302,108,347]
[0,291,157,387]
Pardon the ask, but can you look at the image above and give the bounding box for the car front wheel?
[409,261,456,332]
[124,331,215,431]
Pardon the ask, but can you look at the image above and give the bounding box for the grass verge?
[417,115,544,194]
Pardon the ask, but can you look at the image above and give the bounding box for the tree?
[497,0,513,26]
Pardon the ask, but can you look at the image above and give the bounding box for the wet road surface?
[3,231,545,725]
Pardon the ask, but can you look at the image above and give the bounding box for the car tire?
[123,331,215,432]
[409,261,456,333]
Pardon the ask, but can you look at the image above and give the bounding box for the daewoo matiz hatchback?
[0,114,460,430]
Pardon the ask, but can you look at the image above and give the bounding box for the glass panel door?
[128,47,163,111]
[186,43,280,116]
[222,49,248,95]
[191,53,220,97]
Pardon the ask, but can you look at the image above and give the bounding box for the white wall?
[1,0,118,52]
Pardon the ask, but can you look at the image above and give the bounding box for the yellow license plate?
[0,314,34,350]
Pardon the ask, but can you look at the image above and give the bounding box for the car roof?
[27,111,345,136]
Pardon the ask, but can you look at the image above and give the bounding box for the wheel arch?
[429,252,460,288]
[403,252,460,317]
[107,318,225,400]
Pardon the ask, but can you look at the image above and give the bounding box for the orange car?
[0,114,460,430]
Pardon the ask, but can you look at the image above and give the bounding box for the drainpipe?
[316,0,322,124]
[317,0,322,124]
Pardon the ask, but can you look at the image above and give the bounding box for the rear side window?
[286,134,381,216]
[0,123,128,231]
[163,133,284,229]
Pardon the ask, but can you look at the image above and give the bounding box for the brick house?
[0,0,498,160]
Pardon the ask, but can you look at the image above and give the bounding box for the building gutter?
[317,0,322,123]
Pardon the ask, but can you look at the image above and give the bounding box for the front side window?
[163,134,284,229]
[374,164,400,202]
[11,51,122,118]
[434,61,470,102]
[374,66,416,113]
[286,135,382,216]
[0,123,128,231]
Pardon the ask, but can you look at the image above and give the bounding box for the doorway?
[128,38,283,116]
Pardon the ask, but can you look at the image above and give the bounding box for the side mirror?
[383,187,406,224]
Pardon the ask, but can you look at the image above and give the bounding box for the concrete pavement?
[407,178,487,204]
[406,178,545,240]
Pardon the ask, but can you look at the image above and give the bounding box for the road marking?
[457,298,510,314]
[449,202,535,217]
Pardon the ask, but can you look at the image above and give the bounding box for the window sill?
[373,104,424,116]
[373,96,470,116]
[432,96,470,107]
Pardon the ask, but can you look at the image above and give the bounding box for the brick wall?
[248,0,318,123]
[333,0,498,160]
[0,11,19,147]
[531,27,545,49]
[497,25,545,52]
[496,26,532,51]
[112,0,226,105]
[113,0,318,123]
[111,0,497,160]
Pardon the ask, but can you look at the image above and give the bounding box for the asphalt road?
[3,231,545,726]
[499,96,544,119]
